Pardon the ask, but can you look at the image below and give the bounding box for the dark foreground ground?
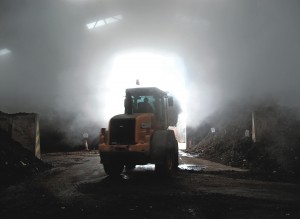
[0,150,299,219]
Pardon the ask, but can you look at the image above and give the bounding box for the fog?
[1,0,300,146]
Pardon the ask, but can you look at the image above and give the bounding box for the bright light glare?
[103,50,187,147]
[0,48,11,56]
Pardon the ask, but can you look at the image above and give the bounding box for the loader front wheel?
[103,163,124,176]
[155,150,175,177]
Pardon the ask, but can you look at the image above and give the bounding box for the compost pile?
[0,130,51,189]
[187,101,300,179]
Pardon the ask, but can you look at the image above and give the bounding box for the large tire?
[174,149,179,169]
[170,130,179,169]
[151,130,178,177]
[103,163,124,176]
[125,164,136,171]
[155,149,176,176]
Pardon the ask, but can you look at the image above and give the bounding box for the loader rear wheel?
[103,163,124,176]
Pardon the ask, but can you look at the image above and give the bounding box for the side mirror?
[101,128,106,135]
[100,128,106,144]
[168,96,173,106]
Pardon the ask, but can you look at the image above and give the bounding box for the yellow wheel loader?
[99,87,179,176]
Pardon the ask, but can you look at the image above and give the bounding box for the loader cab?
[124,87,173,129]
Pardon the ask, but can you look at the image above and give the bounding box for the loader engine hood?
[109,113,154,145]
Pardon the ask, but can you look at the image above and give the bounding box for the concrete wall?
[0,112,41,159]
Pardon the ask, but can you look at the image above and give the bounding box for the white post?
[252,112,256,143]
[83,133,89,150]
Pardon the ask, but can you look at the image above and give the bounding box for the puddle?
[178,164,206,171]
[125,164,206,172]
[133,164,155,171]
[179,150,199,158]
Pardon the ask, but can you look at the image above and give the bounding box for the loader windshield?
[125,88,167,122]
[133,95,155,113]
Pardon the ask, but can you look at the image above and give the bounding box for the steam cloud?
[1,0,299,146]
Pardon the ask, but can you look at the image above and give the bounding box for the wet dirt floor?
[0,150,299,219]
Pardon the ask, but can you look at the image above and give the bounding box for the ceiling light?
[86,15,123,30]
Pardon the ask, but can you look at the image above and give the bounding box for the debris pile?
[0,130,51,189]
[187,101,300,178]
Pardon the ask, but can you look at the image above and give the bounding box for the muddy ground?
[0,150,299,219]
